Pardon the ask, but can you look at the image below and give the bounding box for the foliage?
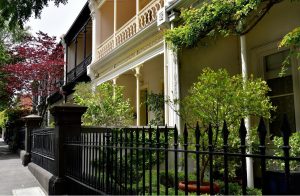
[0,107,30,127]
[3,31,64,116]
[268,132,300,171]
[172,68,274,182]
[0,0,68,30]
[180,68,274,130]
[0,23,28,110]
[74,82,133,126]
[165,0,269,49]
[279,26,300,74]
[0,109,8,127]
[146,92,164,126]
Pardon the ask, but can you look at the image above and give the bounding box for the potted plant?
[170,68,274,193]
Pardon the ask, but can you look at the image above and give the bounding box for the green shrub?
[74,82,133,126]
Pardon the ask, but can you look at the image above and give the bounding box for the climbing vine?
[279,27,300,72]
[165,0,267,49]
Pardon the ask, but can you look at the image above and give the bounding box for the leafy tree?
[74,82,134,126]
[172,68,274,182]
[0,23,28,110]
[3,31,64,117]
[0,0,68,30]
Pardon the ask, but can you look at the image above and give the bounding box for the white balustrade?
[115,16,137,46]
[97,0,164,60]
[97,34,114,59]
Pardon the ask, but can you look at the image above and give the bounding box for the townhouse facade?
[51,0,300,135]
[47,2,93,124]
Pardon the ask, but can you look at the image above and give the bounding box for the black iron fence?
[63,117,300,195]
[31,128,55,173]
[25,105,300,195]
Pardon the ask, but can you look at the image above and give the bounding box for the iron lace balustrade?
[31,128,55,174]
[67,54,92,83]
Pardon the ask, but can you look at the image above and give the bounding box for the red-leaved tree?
[4,31,64,117]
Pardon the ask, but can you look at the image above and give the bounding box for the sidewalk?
[0,138,46,196]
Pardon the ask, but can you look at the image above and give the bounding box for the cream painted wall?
[179,36,240,97]
[67,42,76,70]
[100,1,114,43]
[247,0,300,74]
[140,54,164,124]
[117,73,136,111]
[117,0,136,30]
[141,55,164,94]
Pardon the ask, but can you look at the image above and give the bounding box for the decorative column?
[74,37,78,77]
[61,38,68,85]
[136,0,139,30]
[23,114,43,166]
[83,26,87,59]
[240,34,254,188]
[112,77,118,99]
[114,0,117,47]
[165,16,180,130]
[88,0,100,80]
[135,66,142,126]
[49,104,87,194]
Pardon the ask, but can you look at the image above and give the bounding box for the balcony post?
[84,26,87,60]
[65,46,68,84]
[112,77,118,99]
[136,0,139,30]
[240,34,254,188]
[165,19,180,130]
[114,0,117,48]
[135,66,142,126]
[74,38,78,77]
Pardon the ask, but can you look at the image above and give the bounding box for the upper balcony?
[96,0,164,61]
[64,2,92,86]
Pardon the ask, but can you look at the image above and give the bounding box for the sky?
[27,0,87,39]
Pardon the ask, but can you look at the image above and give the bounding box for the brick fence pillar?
[49,104,87,195]
[23,114,42,166]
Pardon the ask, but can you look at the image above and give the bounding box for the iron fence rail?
[31,128,55,173]
[63,117,300,195]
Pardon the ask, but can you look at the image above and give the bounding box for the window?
[264,50,296,136]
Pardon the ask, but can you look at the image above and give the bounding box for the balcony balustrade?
[97,0,164,60]
[67,54,92,83]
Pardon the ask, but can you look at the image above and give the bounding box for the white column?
[88,0,100,80]
[136,0,139,30]
[135,66,142,126]
[164,40,169,125]
[112,77,118,99]
[240,35,254,188]
[114,0,117,47]
[165,22,180,130]
[61,39,67,85]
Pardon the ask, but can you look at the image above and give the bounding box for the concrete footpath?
[0,138,46,196]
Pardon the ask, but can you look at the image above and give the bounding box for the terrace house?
[47,2,93,124]
[86,0,300,137]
